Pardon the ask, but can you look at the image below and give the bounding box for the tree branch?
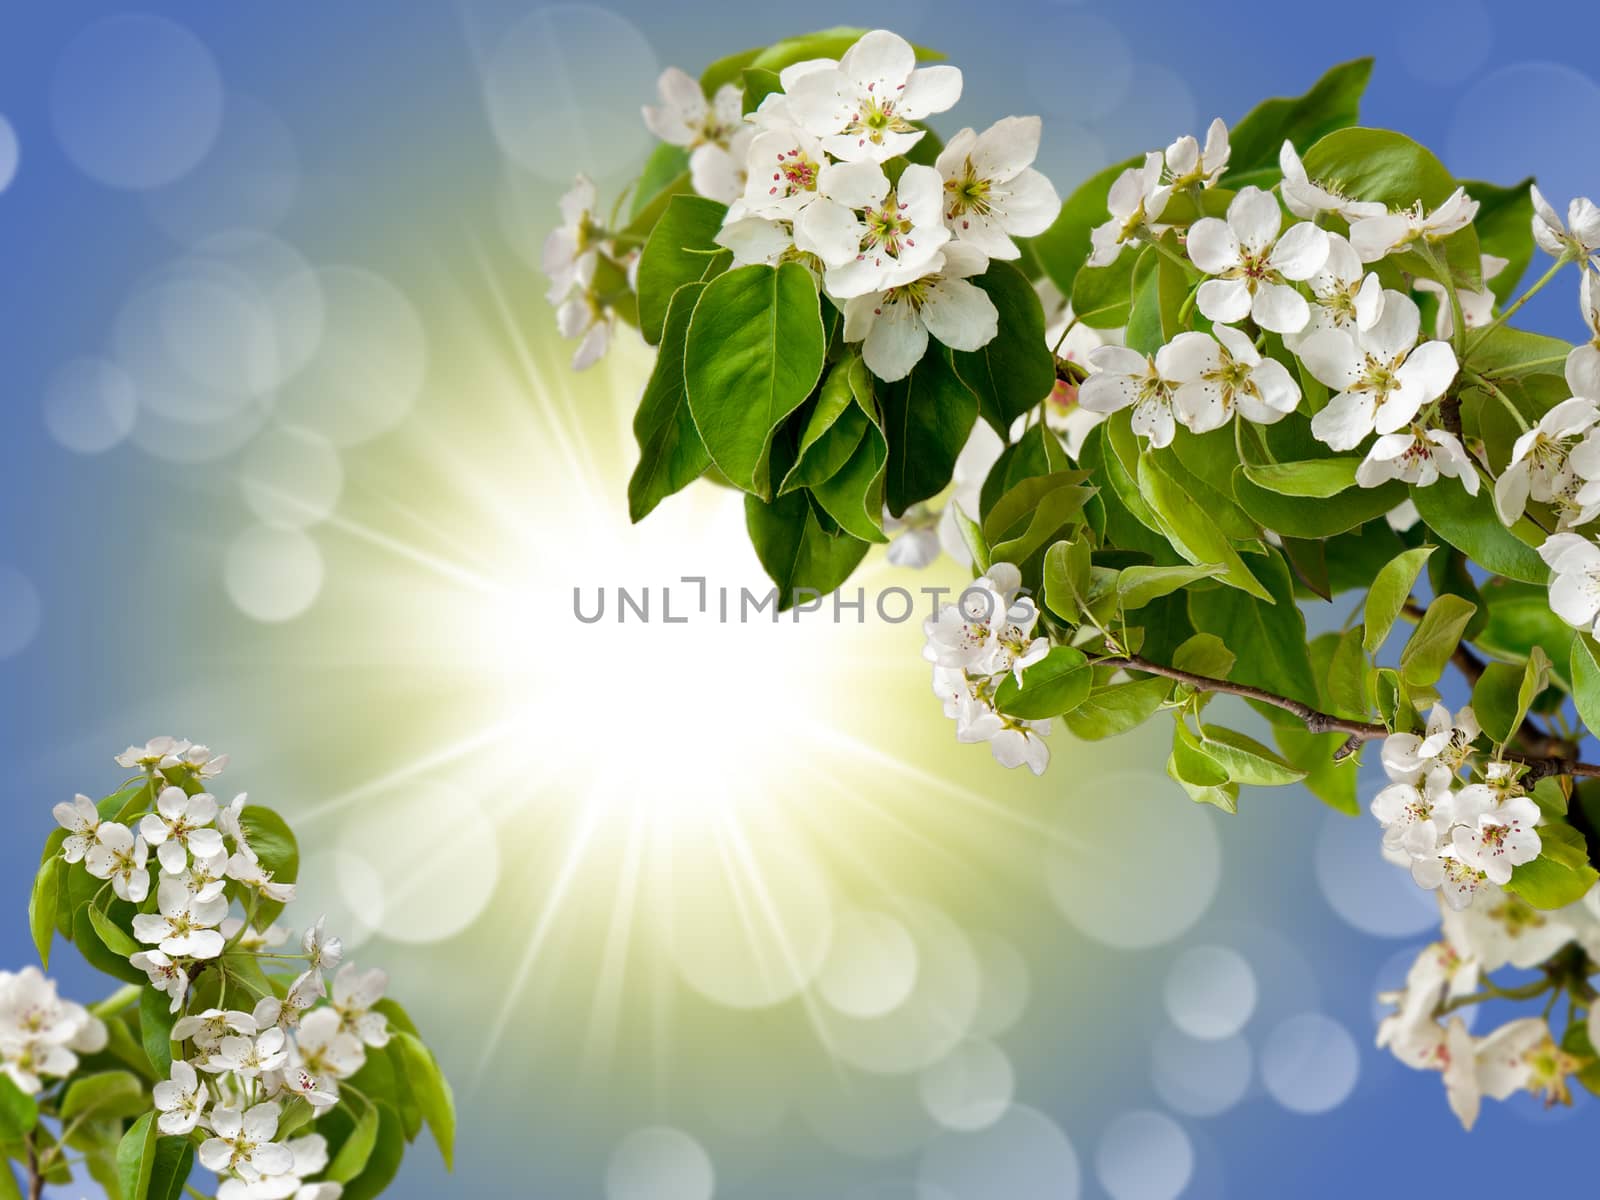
[1097,654,1600,780]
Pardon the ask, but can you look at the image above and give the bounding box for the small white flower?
[1414,253,1508,340]
[1567,268,1600,399]
[1413,843,1491,910]
[1494,397,1600,525]
[738,125,828,218]
[642,67,742,150]
[1187,186,1330,333]
[1087,152,1171,268]
[286,1008,366,1109]
[1531,185,1600,261]
[1078,342,1184,448]
[51,794,101,864]
[542,175,599,306]
[1302,292,1458,451]
[205,1026,290,1079]
[783,30,962,164]
[1450,796,1542,885]
[555,288,615,373]
[1445,1016,1549,1130]
[153,1059,208,1136]
[198,1103,295,1183]
[254,971,325,1035]
[140,786,224,875]
[84,822,150,904]
[1372,771,1459,858]
[952,697,1052,775]
[689,125,755,205]
[227,850,298,904]
[714,214,800,267]
[172,1007,257,1051]
[1349,187,1480,263]
[114,736,187,772]
[133,877,230,960]
[841,242,997,381]
[800,160,949,298]
[1277,141,1387,223]
[1539,532,1600,635]
[0,968,107,1094]
[934,115,1059,259]
[1164,118,1230,189]
[1355,426,1480,495]
[330,965,391,1048]
[130,950,190,1014]
[1287,233,1384,350]
[882,507,941,569]
[1383,705,1481,785]
[227,1135,338,1200]
[921,565,1029,675]
[167,742,229,779]
[303,917,344,977]
[1166,325,1301,433]
[178,848,231,904]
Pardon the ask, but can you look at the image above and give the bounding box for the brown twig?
[1097,653,1600,780]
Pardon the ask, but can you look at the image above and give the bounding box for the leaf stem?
[1460,368,1529,433]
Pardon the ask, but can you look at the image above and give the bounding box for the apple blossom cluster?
[543,175,639,370]
[1370,706,1542,910]
[1376,887,1599,1129]
[547,29,1061,382]
[14,736,453,1199]
[921,563,1052,774]
[0,967,107,1096]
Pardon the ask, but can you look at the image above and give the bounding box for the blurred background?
[1,2,1596,1196]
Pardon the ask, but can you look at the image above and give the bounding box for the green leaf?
[328,1103,381,1183]
[1172,632,1236,680]
[1327,627,1369,719]
[61,1070,147,1124]
[1364,545,1436,655]
[684,263,827,499]
[1240,457,1364,498]
[1475,577,1577,689]
[1408,479,1547,584]
[140,986,176,1077]
[629,281,711,522]
[782,360,870,494]
[628,143,691,221]
[1399,594,1478,688]
[28,856,59,968]
[744,488,870,610]
[951,501,990,575]
[1027,157,1137,298]
[1471,661,1524,745]
[984,473,1095,567]
[338,1103,408,1200]
[238,805,300,930]
[1064,676,1172,739]
[1138,453,1272,601]
[1187,552,1319,707]
[1277,726,1362,814]
[810,425,889,545]
[953,261,1057,435]
[1199,725,1307,786]
[0,1075,38,1141]
[740,67,783,113]
[640,193,732,342]
[1506,824,1600,910]
[1117,564,1224,610]
[881,348,979,516]
[394,1031,456,1170]
[1043,538,1092,623]
[116,1112,194,1200]
[1573,636,1600,735]
[1072,247,1140,328]
[88,903,142,958]
[1224,59,1373,184]
[995,647,1093,719]
[1463,177,1534,305]
[1170,720,1230,789]
[1464,324,1573,382]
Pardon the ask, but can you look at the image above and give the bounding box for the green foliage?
[115,1113,192,1200]
[28,856,59,968]
[237,805,300,929]
[636,195,729,345]
[995,647,1092,719]
[1507,823,1600,910]
[953,262,1057,435]
[1223,58,1373,185]
[1398,594,1478,688]
[630,281,712,521]
[880,349,979,516]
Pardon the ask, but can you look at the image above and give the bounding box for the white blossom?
[934,116,1059,259]
[1186,186,1330,333]
[133,876,230,960]
[800,160,949,298]
[642,68,742,150]
[224,1135,339,1200]
[1530,185,1600,262]
[1567,268,1600,399]
[1414,253,1508,340]
[51,793,101,864]
[783,30,962,164]
[883,507,941,568]
[689,125,754,204]
[131,950,190,1013]
[330,966,391,1048]
[541,175,599,306]
[841,242,997,381]
[303,917,344,978]
[1164,118,1230,189]
[205,1027,290,1079]
[1287,233,1384,350]
[115,736,187,773]
[714,215,800,267]
[84,821,151,904]
[1078,342,1184,448]
[1539,532,1600,635]
[1355,426,1479,495]
[1493,397,1600,525]
[153,1059,208,1135]
[1087,153,1170,268]
[1372,769,1459,859]
[1166,325,1301,433]
[1302,292,1458,451]
[227,850,298,905]
[1449,795,1542,885]
[1382,705,1480,789]
[285,1009,365,1110]
[254,971,325,1035]
[140,786,224,875]
[199,1102,295,1182]
[738,126,827,218]
[1277,141,1386,223]
[173,1007,257,1051]
[0,968,107,1094]
[1349,187,1480,262]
